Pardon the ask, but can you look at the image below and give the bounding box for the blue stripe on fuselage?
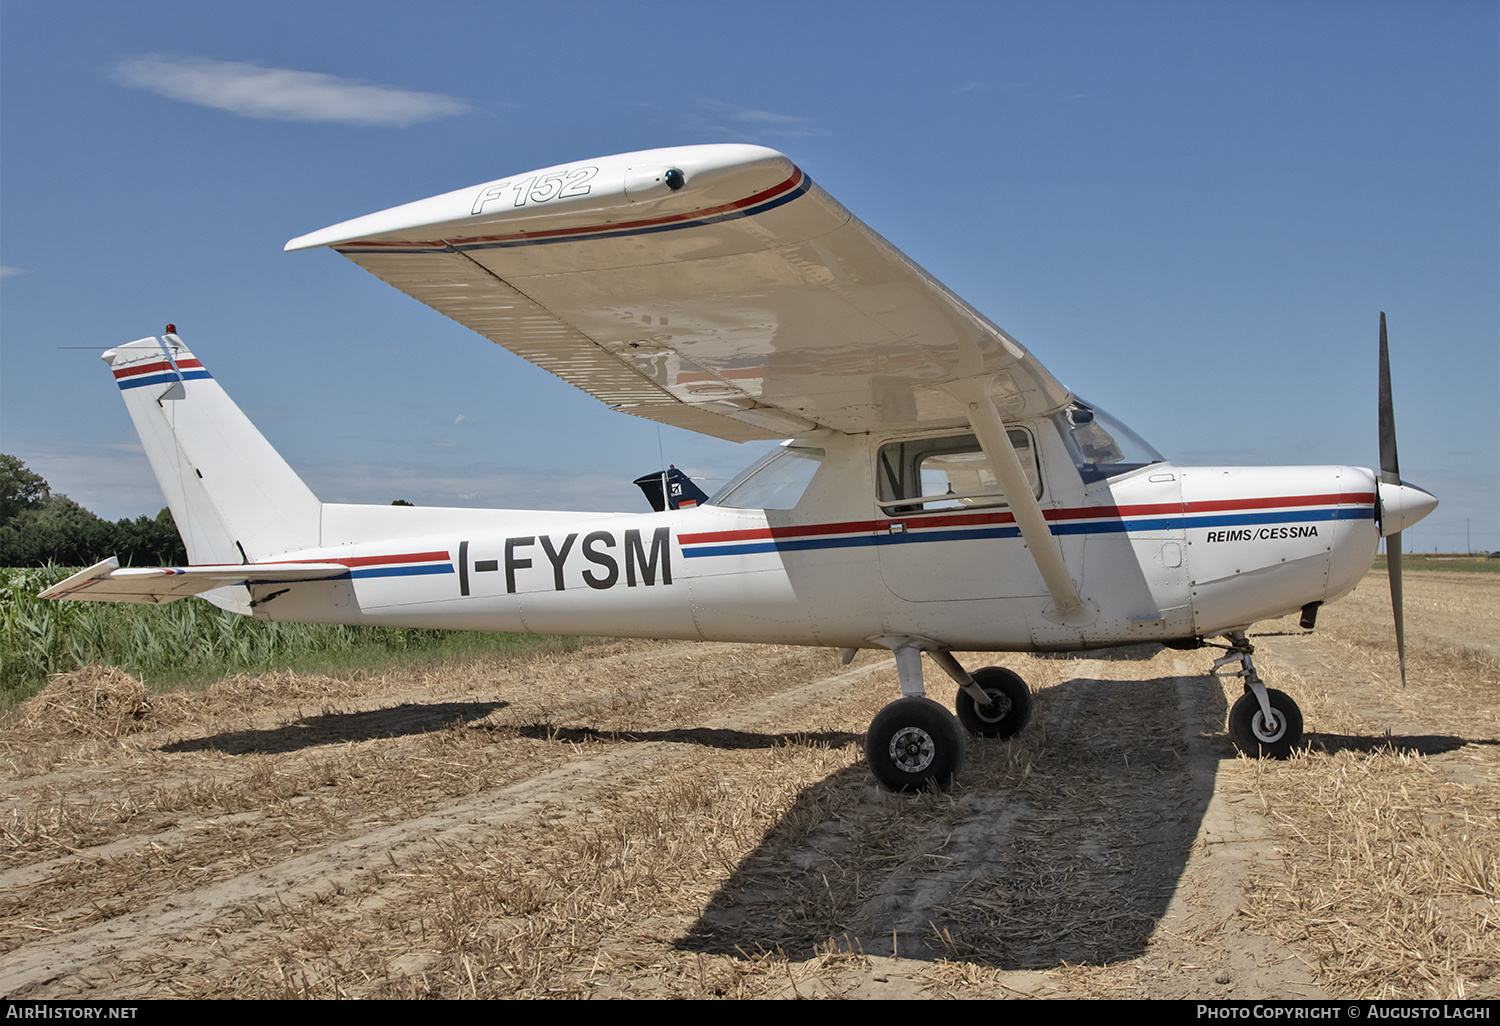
[680,506,1373,558]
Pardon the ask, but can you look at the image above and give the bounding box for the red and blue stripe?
[677,492,1376,558]
[114,357,212,391]
[284,550,455,580]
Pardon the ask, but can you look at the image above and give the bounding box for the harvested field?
[1,570,1495,999]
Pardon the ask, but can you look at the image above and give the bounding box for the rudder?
[105,332,321,565]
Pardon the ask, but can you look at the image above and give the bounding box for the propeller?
[1375,312,1438,688]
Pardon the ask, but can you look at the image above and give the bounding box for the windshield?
[1057,399,1164,482]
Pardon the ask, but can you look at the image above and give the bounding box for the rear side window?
[876,431,1039,513]
[713,445,827,510]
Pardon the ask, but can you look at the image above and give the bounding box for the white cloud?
[110,55,470,127]
[0,266,25,277]
[16,443,167,521]
[686,100,829,139]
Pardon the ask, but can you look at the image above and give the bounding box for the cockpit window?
[1057,399,1164,482]
[711,445,826,510]
[877,431,1039,513]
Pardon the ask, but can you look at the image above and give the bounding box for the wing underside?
[287,145,1072,441]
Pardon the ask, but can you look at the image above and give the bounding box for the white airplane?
[43,144,1438,791]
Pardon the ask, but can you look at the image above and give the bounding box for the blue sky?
[3,0,1496,552]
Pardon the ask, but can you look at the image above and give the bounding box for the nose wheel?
[1214,633,1305,758]
[1227,688,1303,759]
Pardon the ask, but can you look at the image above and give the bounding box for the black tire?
[865,697,967,792]
[1227,689,1303,759]
[954,667,1033,738]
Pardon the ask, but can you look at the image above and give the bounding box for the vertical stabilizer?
[104,334,321,565]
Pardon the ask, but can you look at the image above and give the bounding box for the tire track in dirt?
[0,648,888,996]
[837,659,1226,966]
[680,649,1326,999]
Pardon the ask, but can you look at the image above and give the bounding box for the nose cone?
[1379,481,1438,537]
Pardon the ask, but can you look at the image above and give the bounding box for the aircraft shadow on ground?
[676,672,1231,969]
[1033,642,1165,662]
[159,700,508,755]
[1304,732,1494,756]
[509,724,864,749]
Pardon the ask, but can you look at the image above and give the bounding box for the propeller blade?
[1379,312,1408,688]
[1388,530,1407,688]
[1378,311,1401,487]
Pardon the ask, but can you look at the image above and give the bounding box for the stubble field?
[1,570,1495,999]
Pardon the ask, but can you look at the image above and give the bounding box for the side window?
[877,431,1039,513]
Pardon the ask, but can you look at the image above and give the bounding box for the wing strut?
[947,378,1095,627]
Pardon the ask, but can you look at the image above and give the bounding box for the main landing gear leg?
[929,650,1033,739]
[1214,632,1304,759]
[863,639,966,792]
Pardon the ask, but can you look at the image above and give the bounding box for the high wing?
[41,557,350,605]
[286,144,1072,442]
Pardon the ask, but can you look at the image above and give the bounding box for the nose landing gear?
[1214,633,1304,759]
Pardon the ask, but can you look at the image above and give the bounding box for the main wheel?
[955,667,1033,738]
[1227,689,1303,759]
[865,697,967,792]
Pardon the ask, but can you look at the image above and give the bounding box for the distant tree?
[0,454,187,566]
[0,495,110,565]
[391,499,414,506]
[112,507,188,566]
[0,454,50,526]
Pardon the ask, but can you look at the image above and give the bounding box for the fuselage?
[253,419,1381,652]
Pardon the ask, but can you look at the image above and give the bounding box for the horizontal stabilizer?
[40,557,350,605]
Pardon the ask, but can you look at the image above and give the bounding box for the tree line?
[0,454,187,567]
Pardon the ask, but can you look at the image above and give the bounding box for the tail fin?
[104,333,321,564]
[632,465,710,511]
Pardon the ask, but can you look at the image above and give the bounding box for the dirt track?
[2,571,1495,999]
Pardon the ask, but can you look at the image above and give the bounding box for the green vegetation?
[0,454,187,567]
[1,457,581,707]
[1372,553,1500,573]
[2,565,580,706]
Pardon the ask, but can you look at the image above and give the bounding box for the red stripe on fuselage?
[677,492,1376,546]
[177,550,451,570]
[1181,492,1374,513]
[278,550,452,569]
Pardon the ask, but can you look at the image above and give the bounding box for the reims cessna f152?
[44,144,1439,791]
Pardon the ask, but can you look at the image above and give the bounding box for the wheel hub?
[889,726,936,773]
[978,691,1012,722]
[1252,710,1286,743]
